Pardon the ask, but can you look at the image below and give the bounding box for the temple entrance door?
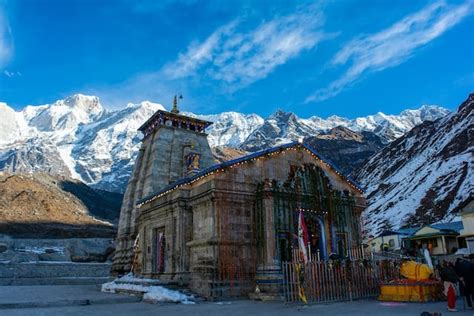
[292,212,327,260]
[305,214,327,261]
[336,233,348,258]
[276,212,328,262]
[152,228,166,273]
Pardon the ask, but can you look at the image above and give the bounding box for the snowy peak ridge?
[240,104,450,151]
[20,94,105,133]
[0,94,452,193]
[62,94,102,112]
[269,109,297,120]
[127,101,166,111]
[188,111,264,148]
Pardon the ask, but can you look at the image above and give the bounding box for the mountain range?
[355,94,473,236]
[0,94,450,194]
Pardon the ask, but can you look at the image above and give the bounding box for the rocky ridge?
[0,172,121,238]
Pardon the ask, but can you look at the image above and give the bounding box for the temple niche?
[112,100,366,299]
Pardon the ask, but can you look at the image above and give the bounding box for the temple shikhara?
[112,98,366,298]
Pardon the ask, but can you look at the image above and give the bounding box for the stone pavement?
[0,285,140,309]
[2,299,473,316]
[0,285,472,316]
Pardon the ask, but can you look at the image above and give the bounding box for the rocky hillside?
[0,172,122,238]
[305,127,385,175]
[355,94,473,236]
[211,146,249,163]
[0,94,449,193]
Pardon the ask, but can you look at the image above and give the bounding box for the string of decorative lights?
[296,208,329,215]
[136,142,364,208]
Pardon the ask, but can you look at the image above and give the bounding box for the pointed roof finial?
[171,95,179,114]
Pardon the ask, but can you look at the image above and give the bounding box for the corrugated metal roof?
[430,221,464,232]
[376,223,462,239]
[396,227,419,236]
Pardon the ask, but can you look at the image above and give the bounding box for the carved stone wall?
[112,123,214,275]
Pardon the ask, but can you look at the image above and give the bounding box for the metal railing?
[282,259,400,303]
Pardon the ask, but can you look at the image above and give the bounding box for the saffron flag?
[298,211,309,263]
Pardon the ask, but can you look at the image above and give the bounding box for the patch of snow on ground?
[143,286,195,304]
[101,273,195,304]
[102,280,149,293]
[116,272,158,283]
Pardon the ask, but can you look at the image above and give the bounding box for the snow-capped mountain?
[23,94,104,133]
[0,95,165,192]
[0,94,450,193]
[187,112,264,148]
[240,106,450,151]
[355,94,473,237]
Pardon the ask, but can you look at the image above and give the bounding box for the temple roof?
[137,141,364,207]
[138,109,213,138]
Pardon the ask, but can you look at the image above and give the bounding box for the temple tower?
[112,97,214,274]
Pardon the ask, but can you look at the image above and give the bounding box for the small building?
[368,228,417,252]
[404,222,464,256]
[459,197,474,254]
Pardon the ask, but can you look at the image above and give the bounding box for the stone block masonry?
[113,109,214,275]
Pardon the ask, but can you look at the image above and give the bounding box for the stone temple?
[112,100,366,299]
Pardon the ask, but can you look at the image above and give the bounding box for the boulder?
[0,243,8,253]
[68,239,115,262]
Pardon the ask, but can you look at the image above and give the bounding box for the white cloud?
[306,0,474,103]
[163,5,329,89]
[162,20,238,79]
[92,4,330,110]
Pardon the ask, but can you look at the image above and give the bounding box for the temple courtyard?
[0,285,471,316]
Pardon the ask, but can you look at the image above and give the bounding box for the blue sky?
[0,0,473,118]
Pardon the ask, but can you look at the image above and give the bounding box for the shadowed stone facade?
[112,108,214,274]
[134,144,366,298]
[113,107,366,299]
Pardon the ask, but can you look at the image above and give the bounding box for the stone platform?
[0,262,113,286]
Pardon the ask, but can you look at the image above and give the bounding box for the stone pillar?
[171,202,192,286]
[178,207,192,286]
[253,180,282,298]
